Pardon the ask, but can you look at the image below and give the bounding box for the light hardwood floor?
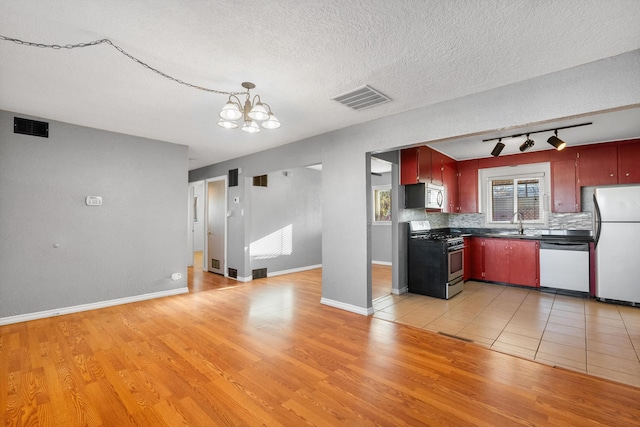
[1,263,639,426]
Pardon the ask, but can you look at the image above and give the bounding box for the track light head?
[491,140,505,157]
[519,135,535,152]
[547,130,566,150]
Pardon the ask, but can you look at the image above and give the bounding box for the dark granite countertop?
[438,227,594,243]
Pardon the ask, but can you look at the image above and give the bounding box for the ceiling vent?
[14,117,49,138]
[331,85,391,111]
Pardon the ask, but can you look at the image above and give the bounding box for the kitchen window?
[489,178,541,222]
[479,163,550,226]
[373,186,392,222]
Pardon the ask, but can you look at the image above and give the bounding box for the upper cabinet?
[400,147,419,185]
[442,161,458,213]
[551,159,577,213]
[401,139,639,214]
[618,139,640,184]
[400,146,458,211]
[577,144,618,187]
[457,160,478,213]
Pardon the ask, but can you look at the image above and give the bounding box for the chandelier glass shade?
[217,82,281,132]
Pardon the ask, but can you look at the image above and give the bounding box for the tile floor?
[373,281,640,388]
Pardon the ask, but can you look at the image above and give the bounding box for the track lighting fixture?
[482,122,591,157]
[519,134,535,152]
[491,139,505,157]
[547,130,567,151]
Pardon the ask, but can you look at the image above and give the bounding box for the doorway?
[369,155,396,300]
[188,181,205,268]
[206,177,227,275]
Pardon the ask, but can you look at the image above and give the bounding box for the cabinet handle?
[627,173,630,177]
[610,173,614,177]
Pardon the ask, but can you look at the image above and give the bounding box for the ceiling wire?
[0,34,248,96]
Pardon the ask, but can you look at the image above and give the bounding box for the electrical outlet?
[171,273,182,280]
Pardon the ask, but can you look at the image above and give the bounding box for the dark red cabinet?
[463,237,472,282]
[442,162,458,213]
[484,239,510,283]
[470,237,539,288]
[457,160,478,213]
[551,159,577,213]
[430,150,445,186]
[470,237,484,280]
[508,240,539,288]
[618,140,640,184]
[400,147,419,185]
[577,144,618,187]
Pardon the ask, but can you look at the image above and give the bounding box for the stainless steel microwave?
[425,183,445,209]
[404,182,445,210]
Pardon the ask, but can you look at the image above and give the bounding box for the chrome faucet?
[511,211,524,234]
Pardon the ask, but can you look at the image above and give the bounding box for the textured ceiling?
[1,0,639,170]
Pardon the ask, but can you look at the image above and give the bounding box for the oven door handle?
[448,244,465,252]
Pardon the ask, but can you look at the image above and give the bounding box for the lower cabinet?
[469,237,539,287]
[463,237,471,281]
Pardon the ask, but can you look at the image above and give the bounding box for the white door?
[207,180,225,274]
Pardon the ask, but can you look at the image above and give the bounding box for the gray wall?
[190,49,640,314]
[0,110,188,318]
[249,167,322,274]
[371,172,392,264]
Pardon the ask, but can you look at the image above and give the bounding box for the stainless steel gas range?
[408,221,464,299]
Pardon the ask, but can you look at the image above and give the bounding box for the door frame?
[205,175,228,276]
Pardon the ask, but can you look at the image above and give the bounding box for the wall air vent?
[253,175,268,187]
[14,117,49,138]
[228,169,239,187]
[331,85,391,111]
[252,268,267,280]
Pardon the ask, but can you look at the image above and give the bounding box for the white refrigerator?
[594,185,640,304]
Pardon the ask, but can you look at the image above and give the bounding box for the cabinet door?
[457,160,478,213]
[470,238,484,280]
[463,237,471,281]
[508,240,539,287]
[417,147,432,183]
[430,150,445,185]
[577,144,617,186]
[443,162,458,213]
[400,147,419,185]
[618,140,640,184]
[551,159,578,213]
[483,238,509,283]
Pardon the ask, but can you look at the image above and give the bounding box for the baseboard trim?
[0,287,189,326]
[372,261,392,266]
[320,297,374,316]
[392,286,408,295]
[267,264,322,278]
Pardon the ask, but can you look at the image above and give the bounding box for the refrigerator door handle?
[593,194,602,249]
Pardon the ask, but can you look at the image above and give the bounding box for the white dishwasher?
[539,241,589,292]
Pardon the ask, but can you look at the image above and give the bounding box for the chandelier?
[217,82,281,133]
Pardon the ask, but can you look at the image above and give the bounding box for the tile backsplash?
[403,211,594,231]
[547,212,593,230]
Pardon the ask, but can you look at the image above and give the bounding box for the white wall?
[0,111,188,320]
[190,49,640,315]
